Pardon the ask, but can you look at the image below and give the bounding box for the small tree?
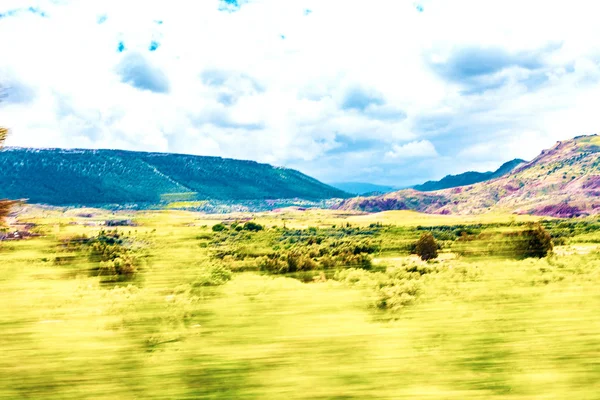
[0,125,12,226]
[212,223,227,232]
[519,223,553,258]
[415,232,438,261]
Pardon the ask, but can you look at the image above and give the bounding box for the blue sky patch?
[341,87,385,111]
[97,14,107,24]
[117,53,170,93]
[365,105,407,121]
[201,70,229,87]
[326,134,381,155]
[27,7,47,17]
[0,6,47,19]
[219,0,242,12]
[117,41,126,52]
[217,92,236,106]
[430,44,560,83]
[149,41,160,51]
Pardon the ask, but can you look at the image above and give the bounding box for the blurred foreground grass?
[1,208,599,399]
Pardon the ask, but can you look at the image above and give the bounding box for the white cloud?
[385,140,438,161]
[0,0,599,186]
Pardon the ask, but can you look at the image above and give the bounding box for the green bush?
[212,223,227,232]
[85,230,140,281]
[243,222,263,232]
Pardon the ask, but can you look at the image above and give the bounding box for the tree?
[0,126,7,145]
[518,223,553,258]
[0,87,15,226]
[415,232,438,261]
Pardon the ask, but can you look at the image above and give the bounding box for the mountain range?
[332,159,525,196]
[336,135,600,217]
[1,135,598,216]
[0,148,350,206]
[412,158,526,191]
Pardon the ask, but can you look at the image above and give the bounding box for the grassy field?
[1,207,599,399]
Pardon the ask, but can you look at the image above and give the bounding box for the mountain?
[413,158,526,191]
[329,182,398,196]
[331,158,526,197]
[0,148,350,206]
[336,135,600,217]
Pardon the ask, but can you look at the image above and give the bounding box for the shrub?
[319,255,337,269]
[375,280,421,311]
[344,253,373,270]
[243,222,263,232]
[415,232,438,261]
[193,264,232,287]
[87,230,140,281]
[258,254,287,273]
[212,223,227,232]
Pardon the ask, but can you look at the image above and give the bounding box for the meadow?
[1,207,599,399]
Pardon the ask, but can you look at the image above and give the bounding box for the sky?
[0,0,599,186]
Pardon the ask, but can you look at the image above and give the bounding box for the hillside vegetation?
[338,135,600,217]
[0,148,349,206]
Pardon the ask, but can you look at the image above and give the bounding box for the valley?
[2,2,599,398]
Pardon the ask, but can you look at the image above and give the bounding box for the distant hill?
[413,159,526,191]
[329,182,398,196]
[336,135,600,217]
[0,148,350,207]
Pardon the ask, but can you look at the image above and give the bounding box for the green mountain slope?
[336,135,600,217]
[0,148,350,206]
[413,159,526,191]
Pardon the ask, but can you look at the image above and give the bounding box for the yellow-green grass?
[1,208,599,399]
[345,210,549,227]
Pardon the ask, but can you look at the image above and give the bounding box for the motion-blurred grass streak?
[1,209,599,399]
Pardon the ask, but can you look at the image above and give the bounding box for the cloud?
[385,140,438,160]
[116,52,169,93]
[364,105,407,121]
[201,69,263,93]
[341,86,384,111]
[326,134,381,155]
[0,78,36,104]
[430,46,546,82]
[0,0,599,187]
